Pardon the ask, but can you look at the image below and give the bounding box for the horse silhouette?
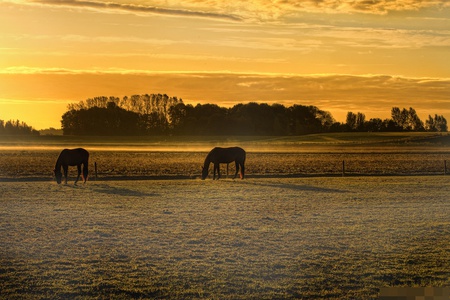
[54,148,89,184]
[202,147,246,180]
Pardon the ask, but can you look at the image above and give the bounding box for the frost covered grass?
[1,177,449,299]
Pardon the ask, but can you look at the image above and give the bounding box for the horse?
[54,148,89,184]
[202,147,246,180]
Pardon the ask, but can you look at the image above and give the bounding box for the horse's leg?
[240,162,245,179]
[226,163,229,179]
[214,163,221,180]
[233,161,239,179]
[82,162,88,183]
[75,164,81,185]
[63,165,69,184]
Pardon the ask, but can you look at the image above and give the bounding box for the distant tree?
[425,115,435,132]
[271,103,289,135]
[39,127,63,136]
[313,108,335,132]
[425,114,448,132]
[391,107,424,131]
[289,105,326,135]
[65,94,183,135]
[356,112,366,131]
[346,112,357,131]
[391,107,406,129]
[62,96,446,136]
[193,103,228,135]
[365,118,384,132]
[61,103,143,135]
[436,115,448,132]
[345,112,365,131]
[168,102,191,134]
[406,107,424,131]
[230,102,277,135]
[0,119,39,136]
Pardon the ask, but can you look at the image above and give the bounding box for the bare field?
[1,177,450,299]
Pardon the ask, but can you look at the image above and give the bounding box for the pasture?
[1,177,450,299]
[1,133,449,299]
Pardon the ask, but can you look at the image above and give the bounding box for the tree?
[406,107,424,131]
[0,119,39,136]
[62,96,445,135]
[346,112,357,131]
[61,103,143,135]
[289,105,325,135]
[356,112,366,131]
[64,94,183,135]
[391,107,406,129]
[365,118,383,132]
[391,107,424,131]
[425,114,448,132]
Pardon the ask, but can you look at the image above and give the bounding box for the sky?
[1,0,449,130]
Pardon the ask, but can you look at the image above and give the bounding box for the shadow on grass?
[241,180,348,194]
[90,184,157,197]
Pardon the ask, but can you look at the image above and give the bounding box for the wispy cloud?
[1,32,185,46]
[1,73,449,131]
[8,0,449,23]
[146,0,450,19]
[27,0,242,21]
[2,69,449,119]
[277,0,450,15]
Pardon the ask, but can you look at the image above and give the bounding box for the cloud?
[9,0,449,23]
[2,69,449,122]
[243,0,450,16]
[29,0,242,21]
[152,0,450,19]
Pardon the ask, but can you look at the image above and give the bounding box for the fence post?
[342,160,345,177]
[95,162,98,180]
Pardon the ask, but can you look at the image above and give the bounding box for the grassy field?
[1,133,449,299]
[1,177,450,299]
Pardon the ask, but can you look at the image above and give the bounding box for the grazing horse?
[54,148,89,184]
[202,147,246,180]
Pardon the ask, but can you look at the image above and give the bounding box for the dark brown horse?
[202,147,246,180]
[54,148,89,184]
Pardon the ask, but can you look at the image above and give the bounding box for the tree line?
[60,94,448,136]
[345,107,448,132]
[0,119,39,136]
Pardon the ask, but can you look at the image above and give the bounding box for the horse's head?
[54,169,62,184]
[201,166,208,180]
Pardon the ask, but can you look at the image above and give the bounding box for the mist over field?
[1,133,450,180]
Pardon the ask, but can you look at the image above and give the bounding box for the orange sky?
[1,0,449,129]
